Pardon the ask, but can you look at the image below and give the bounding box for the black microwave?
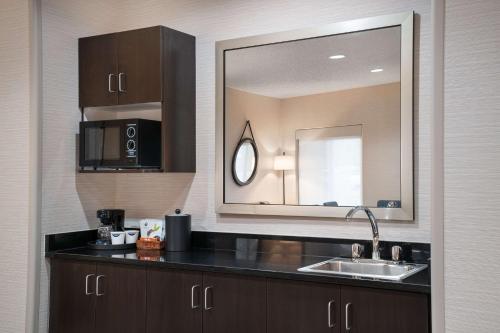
[79,119,161,169]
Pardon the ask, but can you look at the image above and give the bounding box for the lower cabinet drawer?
[267,279,429,333]
[49,259,147,333]
[341,286,429,333]
[267,279,341,333]
[146,269,266,333]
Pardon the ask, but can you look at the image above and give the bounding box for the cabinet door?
[341,286,429,333]
[146,268,203,333]
[267,279,341,333]
[79,33,118,107]
[49,259,96,333]
[94,263,147,333]
[202,273,266,333]
[117,26,162,105]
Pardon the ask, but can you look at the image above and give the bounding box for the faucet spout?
[346,206,380,260]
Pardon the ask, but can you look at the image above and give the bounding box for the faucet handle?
[391,245,403,262]
[351,243,363,259]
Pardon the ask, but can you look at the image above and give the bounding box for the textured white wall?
[38,0,122,330]
[39,1,432,332]
[111,0,432,243]
[444,0,500,331]
[0,0,31,332]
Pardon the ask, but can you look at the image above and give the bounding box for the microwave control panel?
[126,124,137,158]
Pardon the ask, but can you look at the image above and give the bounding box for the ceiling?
[225,26,401,99]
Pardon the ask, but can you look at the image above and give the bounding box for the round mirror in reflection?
[232,138,258,186]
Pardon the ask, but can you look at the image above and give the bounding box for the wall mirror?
[232,121,259,186]
[216,12,414,220]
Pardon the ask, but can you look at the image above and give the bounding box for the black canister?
[165,209,191,251]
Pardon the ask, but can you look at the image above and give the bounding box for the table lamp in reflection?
[274,152,295,204]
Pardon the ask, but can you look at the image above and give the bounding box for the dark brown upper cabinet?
[79,26,196,172]
[116,27,162,105]
[79,26,163,106]
[79,33,118,107]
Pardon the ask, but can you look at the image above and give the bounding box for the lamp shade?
[274,154,295,171]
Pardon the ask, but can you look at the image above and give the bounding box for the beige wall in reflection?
[225,88,283,204]
[225,83,400,206]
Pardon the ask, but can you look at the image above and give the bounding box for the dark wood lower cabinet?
[146,268,203,333]
[202,273,267,333]
[267,279,341,333]
[146,270,266,333]
[49,260,146,333]
[94,263,147,333]
[50,260,429,333]
[341,286,429,333]
[49,259,96,333]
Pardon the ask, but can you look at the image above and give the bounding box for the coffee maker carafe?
[96,209,125,244]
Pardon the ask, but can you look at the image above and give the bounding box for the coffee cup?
[125,230,139,244]
[110,231,125,245]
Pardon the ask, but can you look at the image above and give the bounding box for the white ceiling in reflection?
[225,26,401,98]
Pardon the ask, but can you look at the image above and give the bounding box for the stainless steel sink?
[298,258,427,281]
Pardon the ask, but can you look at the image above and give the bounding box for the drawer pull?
[118,73,126,92]
[85,274,95,296]
[108,74,116,93]
[328,300,335,328]
[191,284,200,309]
[204,286,213,310]
[96,275,105,296]
[345,302,352,331]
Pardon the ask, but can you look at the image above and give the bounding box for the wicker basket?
[136,237,165,250]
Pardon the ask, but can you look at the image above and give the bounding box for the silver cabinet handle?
[191,284,200,309]
[328,300,335,328]
[118,73,126,92]
[345,303,352,331]
[85,274,95,296]
[204,286,213,310]
[96,275,105,296]
[108,74,116,93]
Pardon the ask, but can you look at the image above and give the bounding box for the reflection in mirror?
[296,125,362,206]
[224,26,402,208]
[232,138,258,186]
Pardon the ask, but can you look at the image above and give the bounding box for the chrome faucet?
[346,206,380,260]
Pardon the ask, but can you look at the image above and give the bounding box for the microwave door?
[84,125,122,167]
[84,126,103,165]
[102,126,121,164]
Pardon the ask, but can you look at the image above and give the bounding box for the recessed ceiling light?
[329,54,345,60]
[370,68,384,73]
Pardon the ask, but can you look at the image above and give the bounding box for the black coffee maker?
[97,209,125,230]
[97,209,125,244]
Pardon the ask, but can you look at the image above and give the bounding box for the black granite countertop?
[46,246,430,294]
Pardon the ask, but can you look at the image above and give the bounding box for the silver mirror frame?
[215,12,414,220]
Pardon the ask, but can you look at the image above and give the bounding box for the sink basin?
[298,258,427,281]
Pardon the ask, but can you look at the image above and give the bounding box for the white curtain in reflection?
[297,125,362,206]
